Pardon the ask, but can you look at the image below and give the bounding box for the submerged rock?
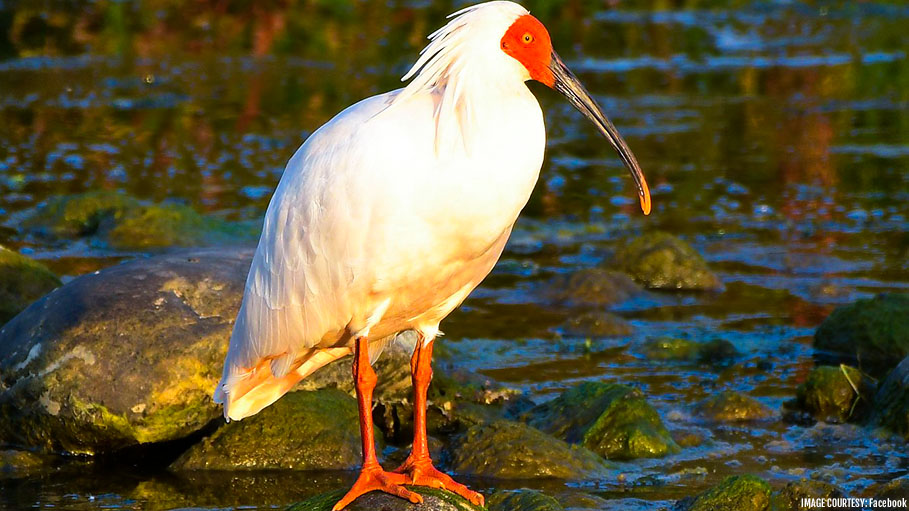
[770,480,843,511]
[543,268,642,307]
[0,248,250,454]
[695,391,772,422]
[814,293,909,377]
[487,489,562,511]
[0,246,61,325]
[448,420,611,479]
[171,389,367,470]
[23,190,258,250]
[287,487,484,511]
[558,311,633,338]
[641,337,739,367]
[523,382,679,460]
[613,231,722,291]
[793,365,874,423]
[868,356,909,441]
[0,449,48,478]
[676,475,771,511]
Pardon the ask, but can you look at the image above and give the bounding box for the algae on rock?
[0,246,61,325]
[814,293,909,377]
[695,391,772,422]
[523,382,679,460]
[487,489,562,511]
[793,365,874,423]
[676,475,771,511]
[449,420,612,479]
[614,231,722,291]
[172,389,366,470]
[287,487,485,511]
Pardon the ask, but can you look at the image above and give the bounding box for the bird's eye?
[522,33,533,44]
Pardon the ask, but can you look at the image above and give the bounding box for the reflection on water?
[1,0,908,509]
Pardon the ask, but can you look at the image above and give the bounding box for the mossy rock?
[487,489,562,511]
[448,420,612,479]
[814,293,909,377]
[770,480,843,511]
[794,365,874,423]
[24,190,140,238]
[868,356,909,441]
[287,487,485,511]
[641,338,738,367]
[172,389,367,470]
[614,231,722,291]
[867,475,909,501]
[676,475,771,511]
[695,391,772,422]
[24,190,259,250]
[0,246,61,325]
[522,382,679,460]
[559,311,633,338]
[544,268,642,307]
[0,449,48,478]
[0,248,253,454]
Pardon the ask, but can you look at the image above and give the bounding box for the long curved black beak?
[549,51,651,215]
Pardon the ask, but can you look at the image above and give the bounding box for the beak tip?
[639,180,652,216]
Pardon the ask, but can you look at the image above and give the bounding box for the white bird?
[214,1,651,509]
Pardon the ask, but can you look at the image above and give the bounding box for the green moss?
[770,480,842,511]
[449,420,611,479]
[487,490,562,511]
[25,190,140,237]
[695,391,772,422]
[683,475,772,511]
[814,294,909,376]
[614,231,721,291]
[524,382,678,460]
[796,365,874,423]
[172,389,369,470]
[0,246,61,324]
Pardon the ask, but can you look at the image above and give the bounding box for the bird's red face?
[500,14,555,86]
[500,14,652,216]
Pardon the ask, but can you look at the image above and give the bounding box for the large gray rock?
[0,248,252,454]
[0,247,416,456]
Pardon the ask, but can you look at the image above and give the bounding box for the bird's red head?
[500,14,555,86]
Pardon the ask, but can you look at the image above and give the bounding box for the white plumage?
[214,1,545,420]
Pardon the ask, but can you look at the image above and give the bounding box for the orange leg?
[394,338,485,507]
[333,336,422,511]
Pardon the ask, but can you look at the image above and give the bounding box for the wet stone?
[695,391,773,422]
[523,382,679,460]
[543,268,642,307]
[0,248,255,455]
[792,365,875,424]
[868,475,909,502]
[814,293,909,377]
[613,231,722,291]
[487,489,563,511]
[448,420,612,479]
[770,480,843,511]
[0,449,48,478]
[868,356,909,441]
[171,389,367,470]
[558,311,633,338]
[675,475,772,511]
[287,487,485,511]
[0,246,61,326]
[641,337,739,367]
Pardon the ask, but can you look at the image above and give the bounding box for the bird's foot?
[394,455,485,507]
[332,464,422,511]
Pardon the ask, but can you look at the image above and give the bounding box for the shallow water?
[1,0,908,509]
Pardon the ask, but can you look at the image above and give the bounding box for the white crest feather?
[391,1,529,155]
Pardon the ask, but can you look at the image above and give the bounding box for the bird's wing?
[217,91,405,394]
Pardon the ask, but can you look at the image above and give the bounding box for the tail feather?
[216,347,351,421]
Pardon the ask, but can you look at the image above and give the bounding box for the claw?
[395,456,485,507]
